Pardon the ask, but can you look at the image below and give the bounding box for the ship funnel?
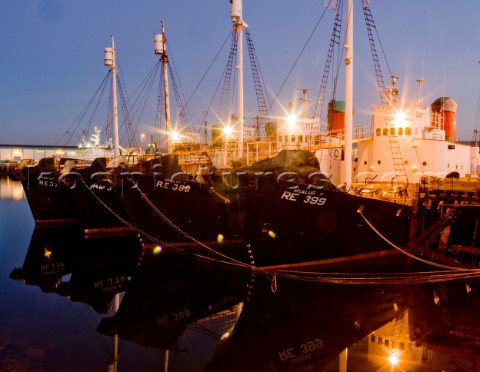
[104,47,114,68]
[327,100,346,132]
[154,33,164,55]
[230,0,242,20]
[431,97,458,142]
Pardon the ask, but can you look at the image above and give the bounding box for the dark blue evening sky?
[1,0,479,145]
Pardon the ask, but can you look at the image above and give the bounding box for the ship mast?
[104,36,120,157]
[343,0,353,187]
[154,21,172,153]
[231,0,245,159]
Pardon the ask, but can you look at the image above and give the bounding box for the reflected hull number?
[279,338,324,364]
[93,276,128,291]
[155,309,191,327]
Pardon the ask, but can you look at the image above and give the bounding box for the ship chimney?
[327,100,346,132]
[431,97,458,142]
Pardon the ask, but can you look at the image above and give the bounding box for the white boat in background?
[57,126,114,162]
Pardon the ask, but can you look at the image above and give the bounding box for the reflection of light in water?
[0,177,25,200]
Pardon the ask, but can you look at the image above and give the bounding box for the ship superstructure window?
[405,128,411,135]
[278,136,282,142]
[291,135,295,142]
[299,135,303,143]
[383,128,388,136]
[398,127,403,135]
[376,128,381,136]
[390,128,395,135]
[285,135,288,143]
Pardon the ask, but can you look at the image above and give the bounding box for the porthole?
[422,161,427,166]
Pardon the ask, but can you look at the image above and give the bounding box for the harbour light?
[287,114,298,129]
[171,130,180,143]
[223,126,233,137]
[388,353,399,366]
[393,110,407,127]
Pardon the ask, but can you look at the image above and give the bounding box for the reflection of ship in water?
[96,245,413,371]
[97,246,250,352]
[205,279,409,371]
[8,217,480,370]
[10,224,142,313]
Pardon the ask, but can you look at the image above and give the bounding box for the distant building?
[0,144,77,162]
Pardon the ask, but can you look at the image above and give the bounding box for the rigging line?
[368,5,394,79]
[268,5,330,112]
[77,176,250,270]
[197,31,237,131]
[255,264,480,282]
[166,41,193,126]
[115,56,134,132]
[55,72,111,146]
[275,271,480,285]
[186,31,232,107]
[188,322,223,341]
[84,75,112,142]
[130,179,251,268]
[474,62,480,133]
[277,268,480,281]
[269,266,480,282]
[117,77,138,147]
[77,177,251,269]
[357,209,473,271]
[128,61,161,122]
[168,64,192,133]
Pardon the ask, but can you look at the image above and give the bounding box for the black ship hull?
[115,151,412,269]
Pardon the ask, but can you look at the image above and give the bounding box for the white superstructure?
[355,97,478,184]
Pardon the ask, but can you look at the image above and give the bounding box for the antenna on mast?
[416,79,425,106]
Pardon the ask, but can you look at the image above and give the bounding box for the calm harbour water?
[0,177,203,371]
[1,175,479,372]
